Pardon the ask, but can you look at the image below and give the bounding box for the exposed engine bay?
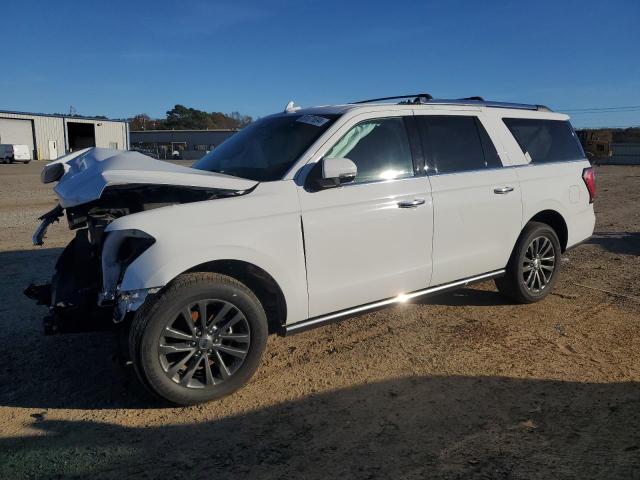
[25,182,249,334]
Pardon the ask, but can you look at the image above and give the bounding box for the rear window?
[503,118,585,163]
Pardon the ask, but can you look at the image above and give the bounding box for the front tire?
[129,272,268,405]
[495,222,561,303]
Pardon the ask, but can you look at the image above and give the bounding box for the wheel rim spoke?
[215,350,231,379]
[158,298,251,389]
[198,301,209,331]
[218,312,244,334]
[203,356,216,385]
[182,308,197,336]
[164,327,194,341]
[219,332,250,343]
[159,342,194,354]
[211,303,233,327]
[180,355,203,386]
[167,350,197,379]
[216,344,248,359]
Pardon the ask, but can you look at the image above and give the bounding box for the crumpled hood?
[47,147,258,208]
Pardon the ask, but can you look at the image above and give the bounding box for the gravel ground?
[0,162,639,479]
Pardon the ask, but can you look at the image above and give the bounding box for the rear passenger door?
[415,113,522,285]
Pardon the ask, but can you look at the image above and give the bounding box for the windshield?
[192,114,340,181]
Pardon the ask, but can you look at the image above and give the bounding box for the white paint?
[50,148,257,208]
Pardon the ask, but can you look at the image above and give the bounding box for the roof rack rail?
[353,93,433,104]
[350,94,552,112]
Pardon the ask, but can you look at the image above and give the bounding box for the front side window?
[503,118,585,163]
[193,114,339,181]
[324,117,414,184]
[417,116,502,174]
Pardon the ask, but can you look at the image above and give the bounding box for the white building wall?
[0,112,128,160]
[0,112,64,161]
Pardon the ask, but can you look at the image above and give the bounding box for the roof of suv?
[282,94,560,118]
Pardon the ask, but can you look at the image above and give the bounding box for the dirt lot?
[0,162,639,479]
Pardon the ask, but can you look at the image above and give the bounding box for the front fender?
[108,181,308,324]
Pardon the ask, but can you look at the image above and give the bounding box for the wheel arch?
[184,259,287,334]
[526,209,568,252]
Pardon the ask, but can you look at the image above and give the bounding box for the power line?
[567,109,640,115]
[558,105,640,112]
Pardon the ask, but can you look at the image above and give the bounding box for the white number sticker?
[296,115,329,127]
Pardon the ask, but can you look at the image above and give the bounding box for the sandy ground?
[0,162,639,479]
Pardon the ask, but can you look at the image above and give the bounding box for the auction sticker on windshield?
[296,115,330,127]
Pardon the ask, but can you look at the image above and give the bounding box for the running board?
[283,269,505,336]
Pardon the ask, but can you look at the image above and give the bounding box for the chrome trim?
[285,269,505,335]
[397,198,426,208]
[510,158,589,168]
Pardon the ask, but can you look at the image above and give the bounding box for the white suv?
[27,94,596,405]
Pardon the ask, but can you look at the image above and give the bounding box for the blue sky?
[1,0,639,127]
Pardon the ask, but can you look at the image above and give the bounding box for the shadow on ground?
[0,247,511,411]
[421,287,509,307]
[588,231,640,256]
[1,376,639,479]
[0,247,155,410]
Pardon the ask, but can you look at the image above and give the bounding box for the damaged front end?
[25,148,257,335]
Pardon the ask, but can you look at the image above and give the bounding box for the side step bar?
[284,269,505,336]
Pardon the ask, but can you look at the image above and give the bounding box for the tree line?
[129,105,252,131]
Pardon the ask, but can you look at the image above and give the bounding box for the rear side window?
[503,118,584,163]
[417,116,502,174]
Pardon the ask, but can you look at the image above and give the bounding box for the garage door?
[0,118,35,156]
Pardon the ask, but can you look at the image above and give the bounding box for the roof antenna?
[284,101,301,113]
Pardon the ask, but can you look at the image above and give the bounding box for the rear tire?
[129,272,268,406]
[495,222,561,303]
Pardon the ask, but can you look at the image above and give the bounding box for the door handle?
[493,186,514,194]
[397,198,426,208]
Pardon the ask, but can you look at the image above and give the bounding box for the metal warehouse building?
[0,110,129,161]
[130,129,237,160]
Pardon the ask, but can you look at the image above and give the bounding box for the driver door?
[297,112,433,318]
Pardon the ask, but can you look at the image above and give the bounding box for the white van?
[1,144,31,163]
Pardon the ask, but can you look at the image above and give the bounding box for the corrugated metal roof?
[0,109,127,123]
[131,129,238,133]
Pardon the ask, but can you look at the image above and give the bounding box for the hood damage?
[26,147,258,334]
[46,147,257,208]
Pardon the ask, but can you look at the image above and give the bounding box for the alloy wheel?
[522,235,556,294]
[157,299,251,388]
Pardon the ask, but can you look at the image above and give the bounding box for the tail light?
[582,167,596,203]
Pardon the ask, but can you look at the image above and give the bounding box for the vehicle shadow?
[419,286,510,307]
[0,247,158,410]
[0,247,513,411]
[587,231,640,256]
[1,375,639,479]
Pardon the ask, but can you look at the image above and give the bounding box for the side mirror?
[41,162,65,184]
[320,157,357,187]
